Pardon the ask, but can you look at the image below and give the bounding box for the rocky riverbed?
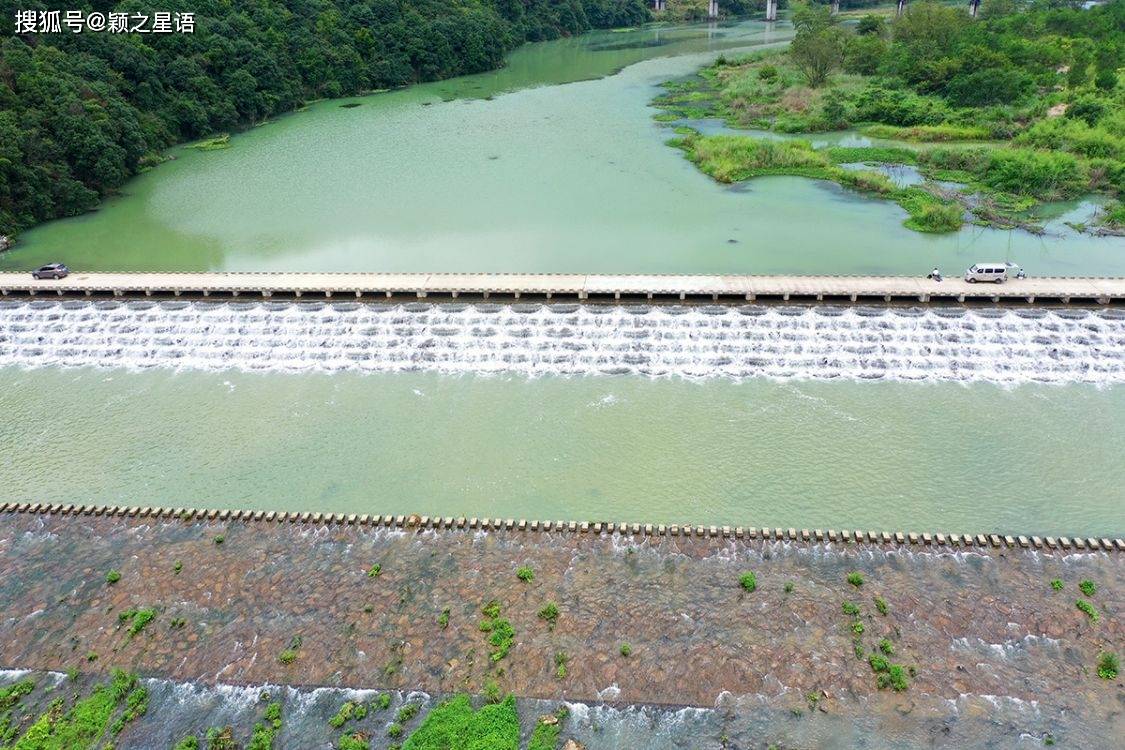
[0,511,1120,748]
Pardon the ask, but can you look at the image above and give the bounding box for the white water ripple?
[0,300,1123,386]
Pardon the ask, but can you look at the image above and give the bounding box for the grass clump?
[118,607,157,638]
[1050,579,1064,591]
[516,566,535,582]
[213,535,224,545]
[841,601,860,617]
[846,572,864,587]
[367,564,382,578]
[1078,580,1096,597]
[105,570,121,585]
[247,701,283,750]
[329,700,363,728]
[739,571,757,593]
[396,702,421,724]
[537,602,560,630]
[173,737,200,750]
[479,601,514,662]
[438,606,450,629]
[873,596,889,616]
[554,652,569,679]
[387,722,403,738]
[878,638,894,656]
[1076,599,1099,623]
[375,693,391,711]
[1097,651,1119,680]
[174,561,183,575]
[337,732,370,750]
[278,635,303,665]
[620,643,632,658]
[399,694,519,750]
[528,712,565,750]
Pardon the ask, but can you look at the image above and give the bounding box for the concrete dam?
[2,298,1124,386]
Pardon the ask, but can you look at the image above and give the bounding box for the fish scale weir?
[1,298,1124,385]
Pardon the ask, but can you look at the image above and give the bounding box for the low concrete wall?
[2,272,1124,305]
[1,502,1120,553]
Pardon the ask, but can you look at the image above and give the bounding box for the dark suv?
[31,263,69,280]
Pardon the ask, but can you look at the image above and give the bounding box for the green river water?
[0,19,1123,537]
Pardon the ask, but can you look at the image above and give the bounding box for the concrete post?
[969,0,980,17]
[766,0,777,22]
[653,0,665,11]
[708,0,719,19]
[831,0,840,14]
[897,0,907,15]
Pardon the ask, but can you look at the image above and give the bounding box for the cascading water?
[0,300,1122,386]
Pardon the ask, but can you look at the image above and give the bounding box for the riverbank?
[0,511,1119,747]
[652,3,1125,237]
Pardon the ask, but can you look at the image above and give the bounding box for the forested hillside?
[0,0,649,240]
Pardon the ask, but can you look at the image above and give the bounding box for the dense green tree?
[0,0,649,238]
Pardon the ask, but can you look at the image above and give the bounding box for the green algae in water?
[401,695,518,750]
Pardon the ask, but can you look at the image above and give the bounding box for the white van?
[964,263,1008,283]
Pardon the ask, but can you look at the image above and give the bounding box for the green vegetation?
[117,607,157,638]
[0,669,144,750]
[213,535,224,545]
[278,635,303,665]
[1076,599,1100,623]
[376,693,392,712]
[739,571,757,592]
[0,0,651,241]
[1079,580,1097,597]
[173,738,200,750]
[784,582,795,594]
[206,726,237,750]
[104,570,121,585]
[367,564,382,578]
[841,601,860,617]
[401,694,519,750]
[438,607,451,629]
[516,566,535,582]
[528,714,564,750]
[388,723,404,738]
[620,642,633,657]
[846,572,864,587]
[247,701,283,750]
[873,596,889,616]
[1097,651,1119,680]
[878,638,894,656]
[537,602,560,630]
[329,701,366,729]
[173,561,183,575]
[1050,579,1064,591]
[396,702,421,724]
[337,732,369,750]
[554,651,569,679]
[191,135,232,152]
[653,1,1125,235]
[479,601,514,662]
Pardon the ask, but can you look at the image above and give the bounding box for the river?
[2,18,1122,275]
[0,19,1123,538]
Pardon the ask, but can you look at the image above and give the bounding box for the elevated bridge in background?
[2,272,1124,306]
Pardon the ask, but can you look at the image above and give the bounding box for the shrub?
[554,652,569,679]
[213,535,224,545]
[537,602,560,629]
[438,606,450,629]
[387,723,403,738]
[982,149,1086,200]
[516,566,534,582]
[739,571,758,592]
[367,564,381,577]
[758,65,779,81]
[118,607,157,638]
[1050,579,1064,591]
[106,570,121,584]
[278,649,297,665]
[396,702,420,723]
[874,596,889,616]
[944,68,1033,107]
[1078,580,1096,597]
[868,654,889,673]
[620,643,632,657]
[1076,599,1099,623]
[784,582,795,594]
[1097,651,1119,680]
[878,638,894,655]
[846,572,864,587]
[841,601,860,616]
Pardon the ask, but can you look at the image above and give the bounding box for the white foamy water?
[1,300,1123,385]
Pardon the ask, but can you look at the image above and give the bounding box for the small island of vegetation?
[654,0,1125,235]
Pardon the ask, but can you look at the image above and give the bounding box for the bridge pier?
[653,0,665,11]
[765,0,778,22]
[707,0,719,19]
[897,0,907,15]
[969,0,981,17]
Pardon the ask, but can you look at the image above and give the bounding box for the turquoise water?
[2,365,1122,537]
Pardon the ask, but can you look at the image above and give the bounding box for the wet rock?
[562,741,586,750]
[539,714,559,725]
[0,235,10,252]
